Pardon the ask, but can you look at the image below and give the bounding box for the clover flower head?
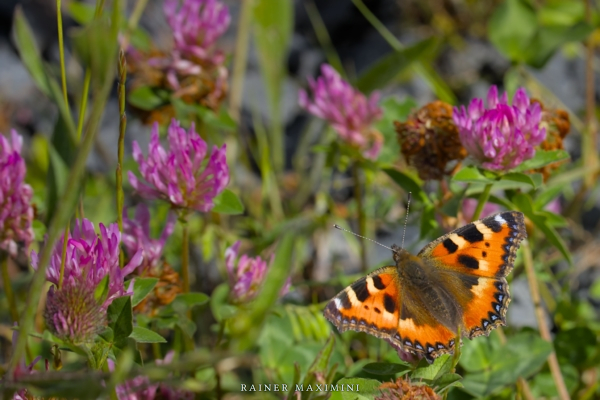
[299,64,383,160]
[164,0,230,64]
[128,119,229,214]
[225,241,291,303]
[0,130,34,256]
[31,219,143,342]
[453,86,546,171]
[123,204,175,274]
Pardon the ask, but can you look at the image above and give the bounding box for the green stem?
[471,183,493,221]
[304,0,345,76]
[116,50,127,268]
[352,163,368,273]
[181,218,190,293]
[0,253,19,323]
[229,0,253,122]
[9,0,121,372]
[56,0,69,109]
[58,224,69,289]
[76,71,92,141]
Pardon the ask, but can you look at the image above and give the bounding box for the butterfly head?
[391,244,410,264]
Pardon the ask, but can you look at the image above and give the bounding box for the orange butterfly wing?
[418,211,526,338]
[323,267,458,361]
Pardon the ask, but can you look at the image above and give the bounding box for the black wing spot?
[482,251,487,257]
[485,242,490,247]
[483,218,503,232]
[443,238,458,254]
[457,225,484,243]
[372,275,386,290]
[364,305,369,310]
[374,307,381,314]
[338,291,352,309]
[351,279,370,302]
[383,294,396,314]
[458,254,479,269]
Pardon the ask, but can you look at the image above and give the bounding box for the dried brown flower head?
[395,101,467,180]
[376,377,441,400]
[134,262,183,317]
[531,99,571,181]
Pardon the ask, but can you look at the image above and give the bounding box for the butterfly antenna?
[401,192,411,250]
[333,225,394,252]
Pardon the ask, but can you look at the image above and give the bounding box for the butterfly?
[324,211,527,362]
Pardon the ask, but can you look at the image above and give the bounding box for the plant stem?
[116,50,127,268]
[9,0,121,372]
[58,224,69,290]
[471,183,493,221]
[584,0,599,191]
[352,163,368,273]
[523,241,570,400]
[56,0,69,109]
[181,217,190,293]
[229,0,253,122]
[0,253,19,323]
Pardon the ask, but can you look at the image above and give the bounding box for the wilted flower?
[0,130,34,256]
[123,204,176,275]
[225,241,291,303]
[32,219,143,343]
[531,99,571,180]
[299,64,383,160]
[376,377,441,400]
[395,101,467,180]
[128,119,229,215]
[453,86,546,171]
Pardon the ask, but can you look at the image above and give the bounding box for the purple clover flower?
[164,0,230,65]
[225,241,291,303]
[123,204,175,275]
[453,86,546,171]
[299,64,383,160]
[0,130,34,256]
[128,119,229,214]
[31,219,142,343]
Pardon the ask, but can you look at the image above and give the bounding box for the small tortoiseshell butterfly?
[324,211,527,362]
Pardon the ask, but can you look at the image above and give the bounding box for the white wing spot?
[494,214,506,224]
[334,298,342,310]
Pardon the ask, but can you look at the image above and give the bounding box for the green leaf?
[382,168,431,206]
[32,220,47,242]
[434,373,463,393]
[131,278,158,307]
[362,362,411,376]
[212,189,245,215]
[501,172,543,189]
[210,283,237,322]
[460,332,552,397]
[453,166,495,184]
[107,296,133,346]
[94,275,110,304]
[328,378,382,400]
[512,149,570,172]
[488,0,537,62]
[171,292,210,313]
[67,1,95,25]
[525,23,593,68]
[128,86,167,110]
[129,326,167,343]
[301,335,335,394]
[356,37,437,93]
[512,193,572,265]
[411,354,453,382]
[71,15,120,89]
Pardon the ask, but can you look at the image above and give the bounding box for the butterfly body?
[324,211,527,362]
